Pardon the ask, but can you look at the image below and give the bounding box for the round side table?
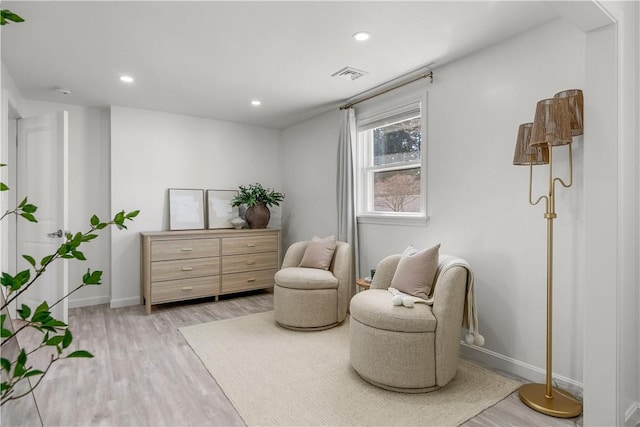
[356,278,370,291]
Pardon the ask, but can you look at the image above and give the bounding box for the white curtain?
[337,108,359,297]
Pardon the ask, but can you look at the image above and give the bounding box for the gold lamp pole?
[512,89,583,418]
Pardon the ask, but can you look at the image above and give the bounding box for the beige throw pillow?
[391,244,441,299]
[298,235,337,270]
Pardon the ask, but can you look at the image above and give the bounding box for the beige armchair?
[274,240,352,330]
[349,253,470,392]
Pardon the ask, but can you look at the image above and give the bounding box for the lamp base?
[519,383,583,418]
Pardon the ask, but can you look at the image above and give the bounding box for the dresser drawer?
[222,252,278,274]
[151,276,218,304]
[221,269,277,294]
[151,257,219,282]
[151,238,219,261]
[222,235,278,255]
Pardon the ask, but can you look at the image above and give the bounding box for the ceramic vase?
[245,203,270,229]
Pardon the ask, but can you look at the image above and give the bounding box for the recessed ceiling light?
[353,31,370,42]
[120,75,134,83]
[251,100,261,106]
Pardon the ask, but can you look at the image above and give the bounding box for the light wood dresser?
[140,228,280,314]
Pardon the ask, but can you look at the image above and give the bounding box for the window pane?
[373,168,421,212]
[373,117,421,166]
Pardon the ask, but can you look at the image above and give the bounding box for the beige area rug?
[179,311,520,426]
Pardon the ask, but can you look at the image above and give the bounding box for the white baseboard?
[625,402,640,427]
[460,342,584,399]
[68,295,110,309]
[109,296,140,309]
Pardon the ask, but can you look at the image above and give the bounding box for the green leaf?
[72,250,86,261]
[40,254,54,266]
[34,301,49,314]
[1,272,14,288]
[0,182,8,191]
[5,270,31,291]
[32,311,52,324]
[14,362,26,377]
[81,234,98,242]
[114,211,125,224]
[1,327,12,338]
[22,255,36,268]
[21,203,37,214]
[126,210,140,219]
[1,10,25,24]
[46,335,65,346]
[0,357,10,372]
[62,329,73,349]
[17,304,31,320]
[17,349,27,366]
[19,212,38,223]
[24,369,44,378]
[42,319,67,328]
[67,350,93,358]
[82,270,102,285]
[90,214,100,226]
[18,197,27,208]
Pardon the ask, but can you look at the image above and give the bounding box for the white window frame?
[355,91,428,226]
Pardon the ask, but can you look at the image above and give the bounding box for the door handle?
[47,229,63,238]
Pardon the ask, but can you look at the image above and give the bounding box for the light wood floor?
[14,290,583,426]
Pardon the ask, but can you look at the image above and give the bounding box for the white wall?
[109,106,282,307]
[280,108,342,247]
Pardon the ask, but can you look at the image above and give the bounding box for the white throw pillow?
[298,235,337,270]
[390,244,440,299]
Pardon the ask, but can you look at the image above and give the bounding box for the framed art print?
[168,188,205,230]
[206,189,238,229]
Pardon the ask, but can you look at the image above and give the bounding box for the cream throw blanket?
[388,254,485,346]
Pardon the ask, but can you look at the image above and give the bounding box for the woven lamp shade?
[529,97,572,147]
[513,122,549,165]
[554,89,584,136]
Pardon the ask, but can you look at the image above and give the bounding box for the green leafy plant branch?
[0,165,139,405]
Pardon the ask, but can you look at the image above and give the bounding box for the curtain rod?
[339,71,433,110]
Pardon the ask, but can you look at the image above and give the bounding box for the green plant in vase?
[231,183,284,229]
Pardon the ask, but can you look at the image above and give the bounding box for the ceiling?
[2,1,567,130]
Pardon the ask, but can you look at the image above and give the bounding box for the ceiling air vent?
[332,66,368,81]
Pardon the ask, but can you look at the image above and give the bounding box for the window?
[356,96,427,224]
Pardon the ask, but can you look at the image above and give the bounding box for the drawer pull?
[247,278,256,282]
[181,248,193,252]
[246,261,256,265]
[182,286,193,291]
[181,267,193,271]
[246,243,256,247]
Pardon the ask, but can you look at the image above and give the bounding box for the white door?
[16,111,69,323]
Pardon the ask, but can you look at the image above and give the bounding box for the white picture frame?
[206,189,238,229]
[168,188,205,230]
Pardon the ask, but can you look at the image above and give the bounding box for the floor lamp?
[512,89,583,418]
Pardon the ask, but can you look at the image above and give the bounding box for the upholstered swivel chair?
[350,253,475,393]
[274,240,352,330]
